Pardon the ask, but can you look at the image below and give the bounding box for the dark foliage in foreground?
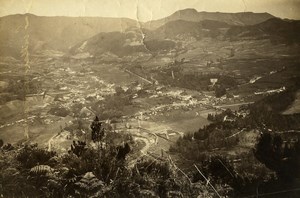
[16,144,56,169]
[254,132,300,181]
[0,141,220,197]
[170,86,300,196]
[0,115,217,197]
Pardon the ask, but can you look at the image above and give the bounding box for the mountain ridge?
[0,9,285,58]
[142,8,275,29]
[226,17,300,43]
[0,14,139,58]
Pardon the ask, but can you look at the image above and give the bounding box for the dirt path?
[128,134,156,167]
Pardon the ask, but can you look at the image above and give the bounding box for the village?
[0,55,255,155]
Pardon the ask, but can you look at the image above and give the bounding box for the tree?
[207,114,214,121]
[91,116,105,142]
[116,143,131,160]
[70,140,87,157]
[115,86,125,95]
[215,85,226,98]
[0,139,3,148]
[254,133,300,181]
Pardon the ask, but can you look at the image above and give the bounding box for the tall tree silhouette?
[91,116,105,142]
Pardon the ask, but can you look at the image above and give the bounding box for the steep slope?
[226,18,300,43]
[0,14,139,58]
[143,8,274,29]
[70,19,231,58]
[145,19,230,40]
[70,29,176,58]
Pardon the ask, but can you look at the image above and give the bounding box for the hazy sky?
[1,0,300,20]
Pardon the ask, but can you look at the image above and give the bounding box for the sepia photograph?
[0,0,300,197]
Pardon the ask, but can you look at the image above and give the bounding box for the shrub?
[17,144,56,169]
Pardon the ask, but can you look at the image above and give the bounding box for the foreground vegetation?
[0,117,220,198]
[170,83,300,197]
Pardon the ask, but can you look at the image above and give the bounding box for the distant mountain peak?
[174,8,198,14]
[143,9,275,29]
[9,13,37,17]
[172,8,199,18]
